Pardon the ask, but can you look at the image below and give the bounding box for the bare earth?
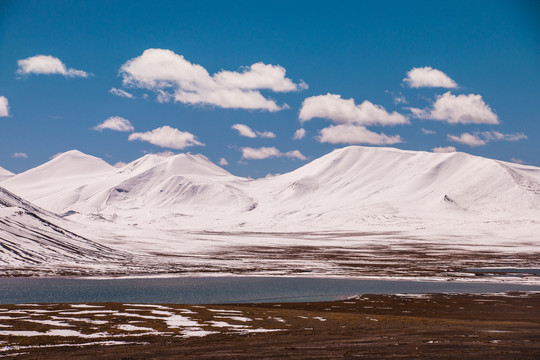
[1,292,538,359]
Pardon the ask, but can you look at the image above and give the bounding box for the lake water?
[0,277,538,304]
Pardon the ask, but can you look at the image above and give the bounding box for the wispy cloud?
[421,128,436,135]
[16,55,90,78]
[109,88,134,98]
[447,130,526,147]
[300,93,408,126]
[12,152,28,158]
[241,147,306,160]
[403,66,457,88]
[231,123,276,138]
[93,116,135,132]
[393,95,407,105]
[410,92,498,124]
[219,158,228,166]
[128,126,204,150]
[119,49,306,111]
[510,158,525,165]
[432,146,456,153]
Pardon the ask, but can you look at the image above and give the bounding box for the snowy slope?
[3,151,254,223]
[0,186,123,268]
[1,150,116,213]
[3,146,540,231]
[243,147,540,227]
[0,165,14,181]
[75,153,254,215]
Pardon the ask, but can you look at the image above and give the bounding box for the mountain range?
[2,146,539,231]
[1,146,539,276]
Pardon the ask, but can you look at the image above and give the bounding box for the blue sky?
[1,0,539,178]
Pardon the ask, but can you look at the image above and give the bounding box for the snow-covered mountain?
[247,146,540,224]
[0,165,14,181]
[2,146,540,231]
[0,185,124,271]
[1,146,539,277]
[2,151,254,225]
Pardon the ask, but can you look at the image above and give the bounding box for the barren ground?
[1,292,538,359]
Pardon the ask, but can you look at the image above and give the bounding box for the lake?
[0,276,538,304]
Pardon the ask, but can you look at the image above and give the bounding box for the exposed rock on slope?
[0,186,123,268]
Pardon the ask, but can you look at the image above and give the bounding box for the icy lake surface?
[1,277,539,304]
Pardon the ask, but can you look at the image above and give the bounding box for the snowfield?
[1,146,539,280]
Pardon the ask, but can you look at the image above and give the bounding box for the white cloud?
[293,128,306,140]
[219,158,228,166]
[299,93,408,126]
[231,123,276,138]
[113,161,127,168]
[403,66,457,88]
[258,130,276,138]
[12,152,28,158]
[146,150,176,157]
[231,124,257,138]
[447,133,486,147]
[410,92,498,124]
[318,125,402,145]
[241,147,306,160]
[16,55,89,78]
[94,116,135,132]
[421,128,436,135]
[0,96,9,117]
[447,130,526,147]
[241,147,280,159]
[119,49,305,111]
[214,62,308,92]
[432,146,456,153]
[109,88,134,98]
[128,126,204,150]
[284,150,307,160]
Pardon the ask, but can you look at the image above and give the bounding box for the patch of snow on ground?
[116,324,158,332]
[208,321,248,329]
[58,310,117,315]
[215,316,252,322]
[0,330,109,338]
[165,314,202,329]
[123,304,172,310]
[24,319,74,327]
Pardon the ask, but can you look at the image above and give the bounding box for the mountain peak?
[0,165,14,181]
